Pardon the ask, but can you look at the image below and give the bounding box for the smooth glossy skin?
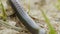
[9,0,45,34]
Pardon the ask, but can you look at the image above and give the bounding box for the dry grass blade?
[0,20,23,32]
[0,0,23,31]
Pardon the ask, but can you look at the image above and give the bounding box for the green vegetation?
[40,9,57,34]
[0,0,7,21]
[55,0,60,10]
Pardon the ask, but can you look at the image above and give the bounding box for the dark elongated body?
[9,0,45,34]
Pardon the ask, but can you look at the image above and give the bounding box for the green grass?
[54,0,60,10]
[0,0,7,21]
[40,9,57,34]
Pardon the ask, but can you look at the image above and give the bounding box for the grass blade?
[0,0,7,21]
[40,9,57,34]
[0,20,22,32]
